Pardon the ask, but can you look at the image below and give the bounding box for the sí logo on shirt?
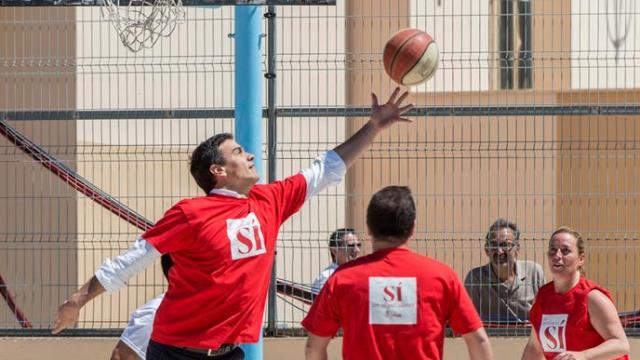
[539,314,568,353]
[227,213,266,260]
[369,277,417,325]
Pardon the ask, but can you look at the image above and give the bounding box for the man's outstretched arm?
[334,87,413,168]
[52,237,161,334]
[51,275,105,334]
[300,87,413,201]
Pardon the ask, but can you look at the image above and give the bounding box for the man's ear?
[209,164,225,178]
[408,220,416,239]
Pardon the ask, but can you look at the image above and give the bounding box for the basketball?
[383,28,439,86]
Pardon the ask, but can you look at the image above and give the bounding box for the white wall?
[572,0,639,89]
[411,0,491,92]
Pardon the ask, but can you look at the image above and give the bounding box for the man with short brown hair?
[303,186,493,360]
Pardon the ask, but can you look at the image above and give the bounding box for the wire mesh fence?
[0,0,638,338]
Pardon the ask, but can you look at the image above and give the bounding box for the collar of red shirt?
[208,188,246,198]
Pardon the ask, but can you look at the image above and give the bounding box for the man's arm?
[333,87,413,168]
[52,238,161,334]
[51,275,105,334]
[300,87,413,200]
[461,328,493,360]
[305,333,332,360]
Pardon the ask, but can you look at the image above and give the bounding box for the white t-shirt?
[120,293,164,359]
[311,262,338,294]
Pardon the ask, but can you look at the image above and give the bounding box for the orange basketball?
[383,28,439,86]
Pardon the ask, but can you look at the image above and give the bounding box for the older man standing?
[464,218,544,322]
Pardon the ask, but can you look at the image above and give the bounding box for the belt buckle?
[207,345,231,357]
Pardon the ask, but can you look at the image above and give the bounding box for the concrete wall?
[0,8,78,329]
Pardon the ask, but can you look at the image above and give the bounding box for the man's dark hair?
[485,218,521,245]
[328,228,356,247]
[189,133,234,194]
[161,254,173,280]
[366,186,415,241]
[328,228,356,262]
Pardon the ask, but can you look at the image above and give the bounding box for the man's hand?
[333,87,414,167]
[51,275,106,334]
[369,87,414,131]
[52,299,81,334]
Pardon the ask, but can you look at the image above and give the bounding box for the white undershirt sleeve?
[300,150,347,201]
[95,237,161,293]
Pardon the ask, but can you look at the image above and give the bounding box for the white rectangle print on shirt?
[227,212,266,260]
[369,277,417,325]
[539,314,568,353]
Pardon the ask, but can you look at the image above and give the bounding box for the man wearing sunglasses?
[311,228,362,294]
[464,218,544,322]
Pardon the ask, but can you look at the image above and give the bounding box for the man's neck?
[214,183,251,197]
[372,240,408,252]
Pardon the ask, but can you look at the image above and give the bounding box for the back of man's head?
[366,186,415,243]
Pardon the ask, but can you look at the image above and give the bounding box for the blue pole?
[239,331,264,359]
[235,5,264,360]
[235,5,264,179]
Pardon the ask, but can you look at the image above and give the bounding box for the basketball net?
[101,0,185,52]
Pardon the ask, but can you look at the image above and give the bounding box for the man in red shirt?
[52,88,413,360]
[302,186,494,360]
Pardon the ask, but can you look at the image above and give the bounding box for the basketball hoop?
[101,0,185,52]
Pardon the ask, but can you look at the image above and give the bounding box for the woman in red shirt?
[521,226,629,360]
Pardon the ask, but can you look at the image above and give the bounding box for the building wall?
[0,8,78,328]
[345,0,639,313]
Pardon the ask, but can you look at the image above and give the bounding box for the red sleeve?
[447,272,484,335]
[142,203,197,254]
[261,173,307,224]
[301,276,341,337]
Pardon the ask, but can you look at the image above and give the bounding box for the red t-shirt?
[529,277,628,360]
[301,247,483,360]
[145,174,307,349]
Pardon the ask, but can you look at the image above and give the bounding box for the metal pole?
[264,4,278,336]
[235,5,264,360]
[234,6,263,177]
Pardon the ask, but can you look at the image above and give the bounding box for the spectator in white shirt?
[311,228,361,294]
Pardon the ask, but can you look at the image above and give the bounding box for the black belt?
[182,344,237,357]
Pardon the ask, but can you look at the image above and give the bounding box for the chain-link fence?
[0,0,638,337]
